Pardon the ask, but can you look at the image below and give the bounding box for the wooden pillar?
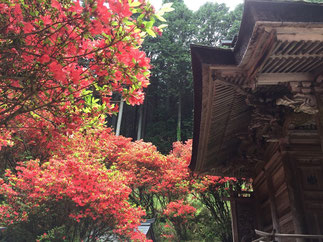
[281,151,308,242]
[264,168,281,241]
[230,196,239,242]
[253,178,263,231]
[315,92,323,153]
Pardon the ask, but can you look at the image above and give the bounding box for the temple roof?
[190,0,323,177]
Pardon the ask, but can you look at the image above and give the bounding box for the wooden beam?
[259,22,323,30]
[247,30,277,79]
[271,53,323,59]
[210,65,241,71]
[277,33,323,42]
[257,73,314,85]
[254,229,323,239]
[262,24,323,42]
[239,28,275,72]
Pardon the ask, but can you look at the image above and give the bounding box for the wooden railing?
[253,229,323,242]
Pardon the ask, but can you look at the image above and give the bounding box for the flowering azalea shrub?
[0,130,14,151]
[0,118,191,241]
[116,140,190,190]
[0,156,148,241]
[159,140,252,241]
[191,175,243,242]
[162,199,196,240]
[0,0,173,171]
[1,0,151,121]
[0,123,134,237]
[171,139,192,165]
[0,0,173,153]
[164,199,196,220]
[0,0,176,240]
[0,121,247,241]
[0,124,192,241]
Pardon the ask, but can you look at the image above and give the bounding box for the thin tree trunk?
[142,99,148,139]
[137,105,143,140]
[177,94,181,141]
[132,105,138,139]
[116,99,124,136]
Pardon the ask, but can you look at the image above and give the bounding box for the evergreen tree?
[141,2,243,153]
[143,0,195,153]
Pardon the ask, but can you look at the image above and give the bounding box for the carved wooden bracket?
[276,93,318,115]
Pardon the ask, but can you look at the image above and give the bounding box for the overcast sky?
[149,0,244,11]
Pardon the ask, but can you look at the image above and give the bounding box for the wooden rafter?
[257,73,314,85]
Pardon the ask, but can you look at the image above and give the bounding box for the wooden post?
[253,174,264,231]
[264,169,281,242]
[230,195,239,242]
[280,152,308,242]
[315,92,323,153]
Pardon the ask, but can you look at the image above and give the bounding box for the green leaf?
[163,3,173,9]
[124,20,135,26]
[158,24,168,29]
[155,14,166,22]
[146,29,156,37]
[129,1,141,7]
[161,3,174,12]
[145,20,154,29]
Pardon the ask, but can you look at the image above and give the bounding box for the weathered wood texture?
[190,2,323,241]
[253,126,323,242]
[254,144,295,242]
[231,195,257,242]
[285,112,323,240]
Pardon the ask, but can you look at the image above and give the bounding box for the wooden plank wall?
[254,143,295,242]
[254,129,323,242]
[286,141,323,242]
[296,156,323,237]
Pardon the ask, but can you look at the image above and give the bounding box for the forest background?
[111,0,243,154]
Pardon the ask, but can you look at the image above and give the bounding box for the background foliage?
[115,0,243,154]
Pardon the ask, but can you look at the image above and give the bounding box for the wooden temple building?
[190,1,323,241]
